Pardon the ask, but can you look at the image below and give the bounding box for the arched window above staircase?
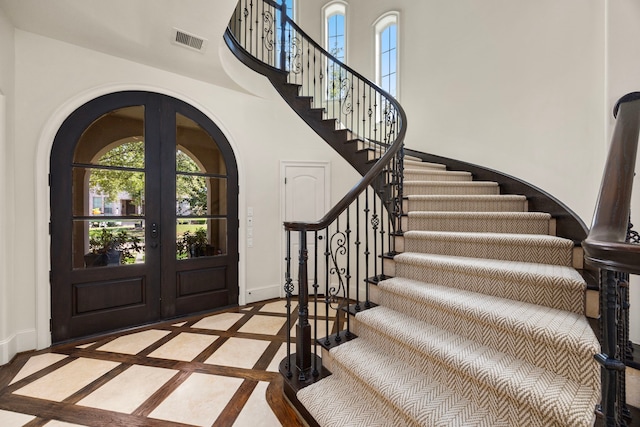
[374,11,399,99]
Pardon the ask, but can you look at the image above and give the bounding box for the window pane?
[176,114,226,175]
[73,219,145,269]
[176,175,227,216]
[73,106,144,167]
[176,218,227,259]
[73,167,145,217]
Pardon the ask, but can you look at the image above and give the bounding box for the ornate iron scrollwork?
[327,230,347,308]
[262,11,275,51]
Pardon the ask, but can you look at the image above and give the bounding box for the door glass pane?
[71,105,146,269]
[73,107,145,167]
[175,113,228,260]
[176,218,227,259]
[176,176,227,216]
[73,219,145,268]
[73,168,145,216]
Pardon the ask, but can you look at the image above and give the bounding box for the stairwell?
[297,158,601,426]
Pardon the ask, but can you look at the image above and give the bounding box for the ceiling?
[0,0,239,84]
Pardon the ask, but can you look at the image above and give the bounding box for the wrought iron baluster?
[364,187,371,308]
[355,195,361,312]
[312,230,319,377]
[324,226,330,346]
[345,206,352,337]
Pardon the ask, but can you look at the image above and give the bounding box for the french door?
[50,92,238,343]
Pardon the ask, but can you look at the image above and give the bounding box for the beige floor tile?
[149,373,243,426]
[96,329,171,355]
[148,332,218,361]
[259,300,292,314]
[77,364,177,413]
[45,420,89,426]
[266,343,288,373]
[172,321,187,327]
[192,312,245,331]
[0,409,35,426]
[13,358,119,402]
[205,337,270,369]
[238,315,286,335]
[233,381,281,427]
[10,353,68,385]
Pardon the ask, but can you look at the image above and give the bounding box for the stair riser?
[393,261,585,314]
[403,171,472,182]
[375,286,600,390]
[404,183,499,196]
[404,236,573,266]
[403,160,446,170]
[403,198,528,212]
[352,320,597,427]
[404,216,554,235]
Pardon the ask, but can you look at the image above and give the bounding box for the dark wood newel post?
[296,231,312,380]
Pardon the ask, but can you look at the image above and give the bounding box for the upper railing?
[582,92,640,427]
[227,0,407,390]
[227,0,403,149]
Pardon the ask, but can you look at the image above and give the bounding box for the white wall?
[3,29,361,362]
[606,0,640,343]
[0,5,16,364]
[300,0,606,224]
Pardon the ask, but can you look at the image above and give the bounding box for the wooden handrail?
[582,93,640,273]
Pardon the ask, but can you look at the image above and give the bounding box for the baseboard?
[246,284,281,304]
[0,329,37,366]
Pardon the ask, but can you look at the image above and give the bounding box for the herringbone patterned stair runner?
[297,158,600,426]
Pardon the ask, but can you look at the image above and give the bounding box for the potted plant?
[85,228,142,267]
[177,227,214,258]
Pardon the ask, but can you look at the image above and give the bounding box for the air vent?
[172,28,207,52]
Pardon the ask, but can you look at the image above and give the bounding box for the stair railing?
[582,92,640,427]
[226,0,407,391]
[227,0,400,149]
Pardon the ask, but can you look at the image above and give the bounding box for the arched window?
[322,2,348,100]
[323,1,347,61]
[374,12,399,98]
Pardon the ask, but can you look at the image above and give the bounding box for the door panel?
[283,163,329,294]
[51,92,238,343]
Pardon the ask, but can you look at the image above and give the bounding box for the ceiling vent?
[172,28,208,52]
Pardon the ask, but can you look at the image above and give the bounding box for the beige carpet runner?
[297,159,600,426]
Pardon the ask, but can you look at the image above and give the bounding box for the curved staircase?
[223,1,607,425]
[297,158,600,427]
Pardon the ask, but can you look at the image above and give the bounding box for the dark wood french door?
[50,91,238,343]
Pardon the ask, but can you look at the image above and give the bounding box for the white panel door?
[282,162,329,295]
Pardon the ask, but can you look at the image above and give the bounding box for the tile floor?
[0,299,338,427]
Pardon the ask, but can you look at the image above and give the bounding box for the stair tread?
[403,168,471,176]
[351,307,599,427]
[393,253,586,313]
[406,194,526,201]
[407,211,550,219]
[377,276,598,356]
[405,180,498,186]
[297,375,403,427]
[322,339,511,426]
[404,230,571,246]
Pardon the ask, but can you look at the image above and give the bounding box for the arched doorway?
[50,91,239,343]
